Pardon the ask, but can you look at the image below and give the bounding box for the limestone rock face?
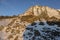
[24,5,60,19]
[0,5,60,40]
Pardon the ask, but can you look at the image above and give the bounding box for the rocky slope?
[24,21,60,40]
[0,5,60,40]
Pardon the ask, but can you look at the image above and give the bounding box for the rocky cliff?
[0,5,60,40]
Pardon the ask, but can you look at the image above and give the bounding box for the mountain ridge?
[0,5,60,26]
[0,5,60,40]
[0,5,60,19]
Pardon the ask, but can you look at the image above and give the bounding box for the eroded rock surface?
[0,5,60,40]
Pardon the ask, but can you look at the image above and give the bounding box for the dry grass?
[14,36,18,40]
[5,27,11,33]
[7,34,13,39]
[21,15,39,23]
[0,25,4,31]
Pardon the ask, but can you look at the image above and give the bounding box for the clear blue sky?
[0,0,60,16]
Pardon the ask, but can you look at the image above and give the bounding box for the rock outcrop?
[0,5,60,40]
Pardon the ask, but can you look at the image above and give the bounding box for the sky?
[0,0,60,16]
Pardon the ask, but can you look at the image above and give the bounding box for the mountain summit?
[24,5,60,18]
[18,5,60,22]
[0,5,60,40]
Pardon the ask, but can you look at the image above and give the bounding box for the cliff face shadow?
[23,21,60,40]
